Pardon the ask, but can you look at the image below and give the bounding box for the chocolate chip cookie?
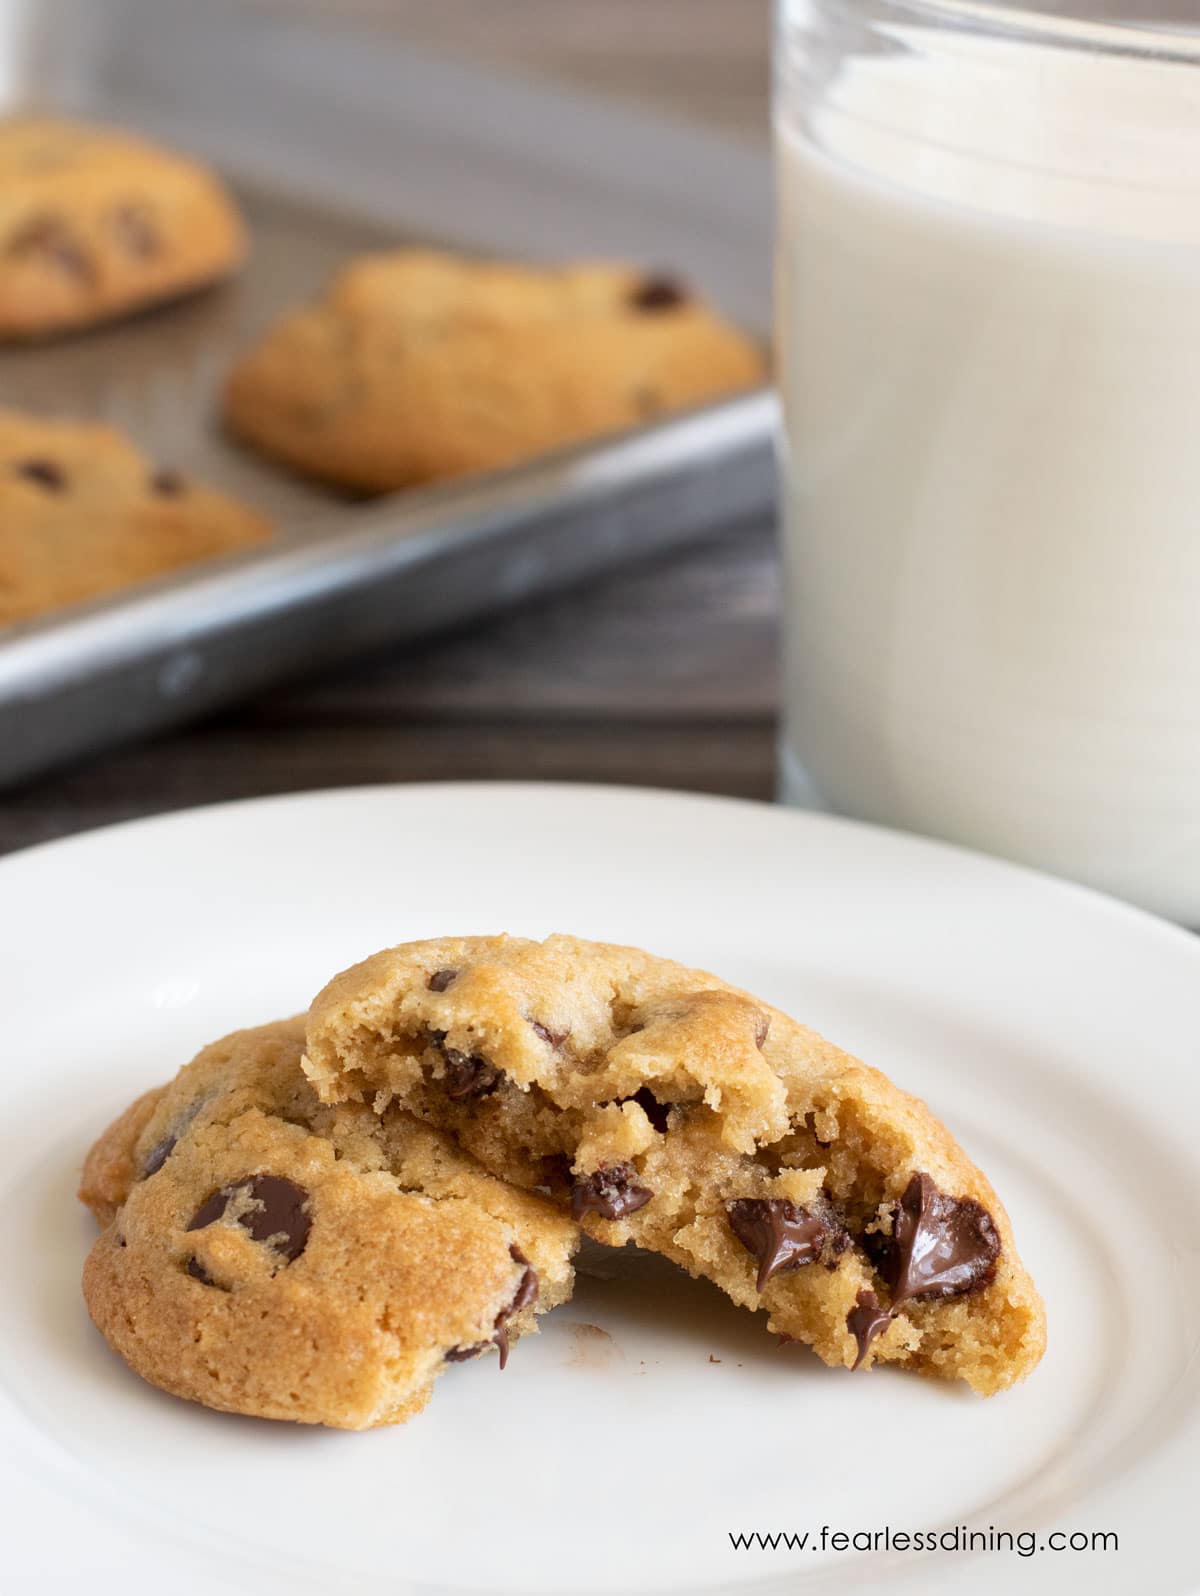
[0,409,271,626]
[223,249,765,492]
[0,116,246,339]
[305,936,1046,1396]
[81,1018,577,1429]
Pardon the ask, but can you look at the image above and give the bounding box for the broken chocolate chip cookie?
[304,934,1046,1395]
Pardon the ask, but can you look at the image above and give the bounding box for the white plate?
[2,783,1197,1596]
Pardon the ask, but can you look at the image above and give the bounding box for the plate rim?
[3,779,1197,1596]
[3,778,1197,965]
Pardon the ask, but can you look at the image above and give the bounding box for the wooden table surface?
[0,1,777,859]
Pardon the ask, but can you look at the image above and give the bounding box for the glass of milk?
[775,0,1200,921]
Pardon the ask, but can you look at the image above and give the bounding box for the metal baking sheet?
[0,0,775,787]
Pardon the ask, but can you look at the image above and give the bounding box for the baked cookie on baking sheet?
[81,1018,577,1430]
[223,249,765,492]
[0,409,270,626]
[0,116,245,339]
[305,935,1046,1397]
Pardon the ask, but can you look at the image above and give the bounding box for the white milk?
[777,30,1200,920]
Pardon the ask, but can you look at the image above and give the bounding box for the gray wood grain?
[0,2,779,859]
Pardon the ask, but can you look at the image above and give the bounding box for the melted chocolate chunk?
[847,1289,892,1369]
[879,1172,1000,1307]
[149,469,185,498]
[491,1324,512,1370]
[14,458,66,492]
[444,1341,490,1363]
[493,1244,539,1370]
[111,203,160,258]
[445,1245,539,1370]
[141,1134,177,1178]
[8,216,93,280]
[442,1047,501,1101]
[754,1013,771,1049]
[630,273,689,312]
[571,1163,653,1222]
[628,1085,672,1133]
[427,968,458,992]
[187,1174,311,1263]
[505,1246,539,1315]
[726,1198,841,1293]
[530,1020,569,1047]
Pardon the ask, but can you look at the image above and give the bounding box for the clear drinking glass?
[774,1,1200,921]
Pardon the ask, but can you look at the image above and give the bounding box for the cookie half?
[305,935,1046,1396]
[81,1018,577,1429]
[224,249,765,491]
[0,409,270,625]
[0,116,245,339]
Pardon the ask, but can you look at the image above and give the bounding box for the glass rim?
[804,0,1200,64]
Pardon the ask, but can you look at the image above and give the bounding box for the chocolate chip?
[847,1289,892,1369]
[13,458,66,493]
[149,469,185,498]
[184,1256,228,1290]
[571,1163,653,1222]
[505,1245,539,1315]
[187,1174,311,1263]
[139,1102,206,1179]
[445,1244,539,1370]
[755,1013,771,1049]
[628,1086,672,1133]
[442,1047,501,1101]
[141,1134,177,1178]
[726,1197,848,1293]
[444,1341,491,1363]
[530,1020,569,1048]
[428,968,458,992]
[427,1028,501,1100]
[110,203,160,259]
[493,1244,539,1370]
[8,216,94,281]
[491,1323,513,1370]
[878,1172,1000,1307]
[630,273,689,312]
